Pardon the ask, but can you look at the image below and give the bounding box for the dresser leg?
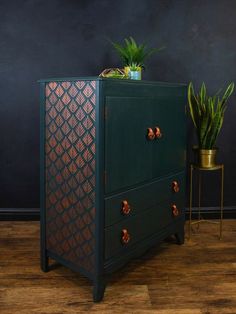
[175,228,185,245]
[41,253,49,272]
[93,280,106,302]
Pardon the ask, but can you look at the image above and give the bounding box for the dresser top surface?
[38,76,186,87]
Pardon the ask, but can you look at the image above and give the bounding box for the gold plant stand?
[189,164,224,240]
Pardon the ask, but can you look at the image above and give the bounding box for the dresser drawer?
[105,197,184,260]
[105,172,185,227]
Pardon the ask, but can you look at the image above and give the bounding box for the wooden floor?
[0,221,236,314]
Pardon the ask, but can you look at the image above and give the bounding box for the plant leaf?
[187,81,234,149]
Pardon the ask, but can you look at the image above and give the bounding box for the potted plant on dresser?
[188,82,234,168]
[111,36,164,80]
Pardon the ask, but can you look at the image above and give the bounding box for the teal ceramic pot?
[124,66,142,80]
[129,70,141,80]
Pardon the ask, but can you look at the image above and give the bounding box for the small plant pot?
[193,147,218,168]
[124,66,142,80]
[130,70,141,80]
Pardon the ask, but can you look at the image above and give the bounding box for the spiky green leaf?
[188,81,234,149]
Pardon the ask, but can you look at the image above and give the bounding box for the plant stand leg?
[175,228,185,245]
[93,280,106,302]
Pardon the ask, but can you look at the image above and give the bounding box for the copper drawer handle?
[154,126,162,138]
[122,200,131,215]
[147,128,155,140]
[172,204,180,217]
[121,229,130,244]
[172,181,180,193]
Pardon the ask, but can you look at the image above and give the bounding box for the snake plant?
[111,37,164,69]
[188,82,234,149]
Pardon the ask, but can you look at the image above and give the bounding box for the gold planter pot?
[193,147,218,168]
[199,149,217,168]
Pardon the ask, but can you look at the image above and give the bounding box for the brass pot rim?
[192,146,218,152]
[199,149,218,154]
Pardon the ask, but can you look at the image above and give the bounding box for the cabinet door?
[152,96,186,177]
[105,97,153,194]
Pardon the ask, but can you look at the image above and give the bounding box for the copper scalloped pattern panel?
[45,80,96,275]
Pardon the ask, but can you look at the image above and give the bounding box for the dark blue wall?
[0,0,236,209]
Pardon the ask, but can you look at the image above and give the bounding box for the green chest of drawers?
[40,77,187,302]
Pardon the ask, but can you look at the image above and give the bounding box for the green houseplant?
[111,37,164,80]
[188,82,234,167]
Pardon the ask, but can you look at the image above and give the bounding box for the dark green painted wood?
[40,82,48,273]
[105,93,186,193]
[93,281,106,302]
[104,216,185,274]
[103,79,186,98]
[105,171,185,227]
[104,197,185,260]
[39,76,186,89]
[94,80,105,293]
[41,77,186,302]
[105,96,153,194]
[152,96,186,178]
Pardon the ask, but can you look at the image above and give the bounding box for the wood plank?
[0,220,236,313]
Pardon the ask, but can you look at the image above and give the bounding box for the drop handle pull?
[172,204,180,217]
[121,229,130,244]
[122,200,131,215]
[154,126,162,138]
[147,128,155,140]
[172,181,180,193]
